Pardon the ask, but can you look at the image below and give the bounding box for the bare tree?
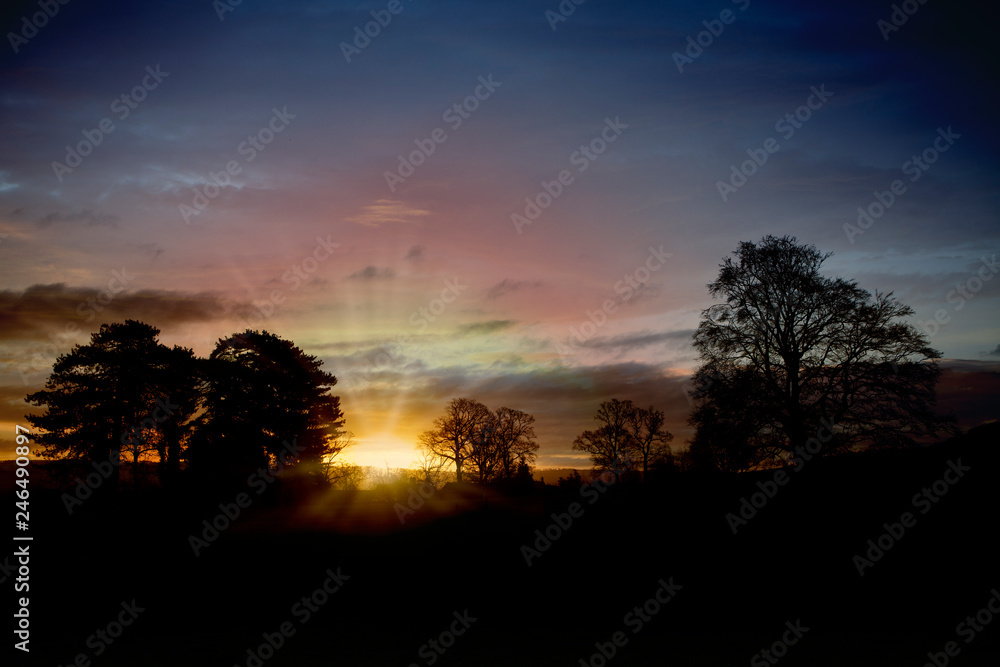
[418,398,492,483]
[691,235,954,465]
[319,429,356,484]
[413,450,451,488]
[493,407,539,479]
[626,405,673,480]
[572,399,638,480]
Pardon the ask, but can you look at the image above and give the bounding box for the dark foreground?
[5,434,999,666]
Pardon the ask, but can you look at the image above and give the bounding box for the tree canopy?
[419,398,538,484]
[26,322,347,489]
[689,235,953,468]
[572,399,672,480]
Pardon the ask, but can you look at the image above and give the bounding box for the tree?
[492,407,539,480]
[319,429,356,485]
[572,399,638,479]
[691,235,953,467]
[25,320,193,491]
[412,450,452,489]
[464,406,540,484]
[154,345,201,485]
[686,364,785,472]
[418,398,492,483]
[625,404,673,480]
[187,330,344,483]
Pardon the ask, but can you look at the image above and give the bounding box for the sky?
[1,0,998,467]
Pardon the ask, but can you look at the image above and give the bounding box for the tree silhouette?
[625,404,673,480]
[187,330,344,483]
[691,235,954,466]
[572,399,638,480]
[492,407,539,480]
[686,363,785,472]
[464,407,539,484]
[418,398,492,483]
[24,320,189,490]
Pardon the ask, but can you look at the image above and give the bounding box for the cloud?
[34,209,119,228]
[346,199,430,227]
[0,284,245,341]
[579,329,695,352]
[989,345,1000,356]
[456,320,516,336]
[935,360,1000,430]
[130,242,164,259]
[485,279,544,300]
[0,171,18,193]
[347,266,396,281]
[405,245,425,261]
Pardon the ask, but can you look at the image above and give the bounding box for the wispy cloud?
[346,199,430,227]
[456,320,516,336]
[347,266,396,281]
[485,279,544,300]
[579,330,695,352]
[34,209,119,228]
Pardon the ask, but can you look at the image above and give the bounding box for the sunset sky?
[1,0,998,467]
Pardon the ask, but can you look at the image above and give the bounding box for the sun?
[345,435,420,470]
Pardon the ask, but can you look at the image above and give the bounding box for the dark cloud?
[580,329,695,352]
[0,283,244,341]
[129,242,164,259]
[989,345,1000,356]
[485,279,544,300]
[935,360,1000,430]
[35,210,119,228]
[405,245,425,261]
[456,320,516,336]
[347,266,396,281]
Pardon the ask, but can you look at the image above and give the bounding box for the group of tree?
[571,399,673,481]
[25,321,348,490]
[418,398,538,484]
[25,236,959,491]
